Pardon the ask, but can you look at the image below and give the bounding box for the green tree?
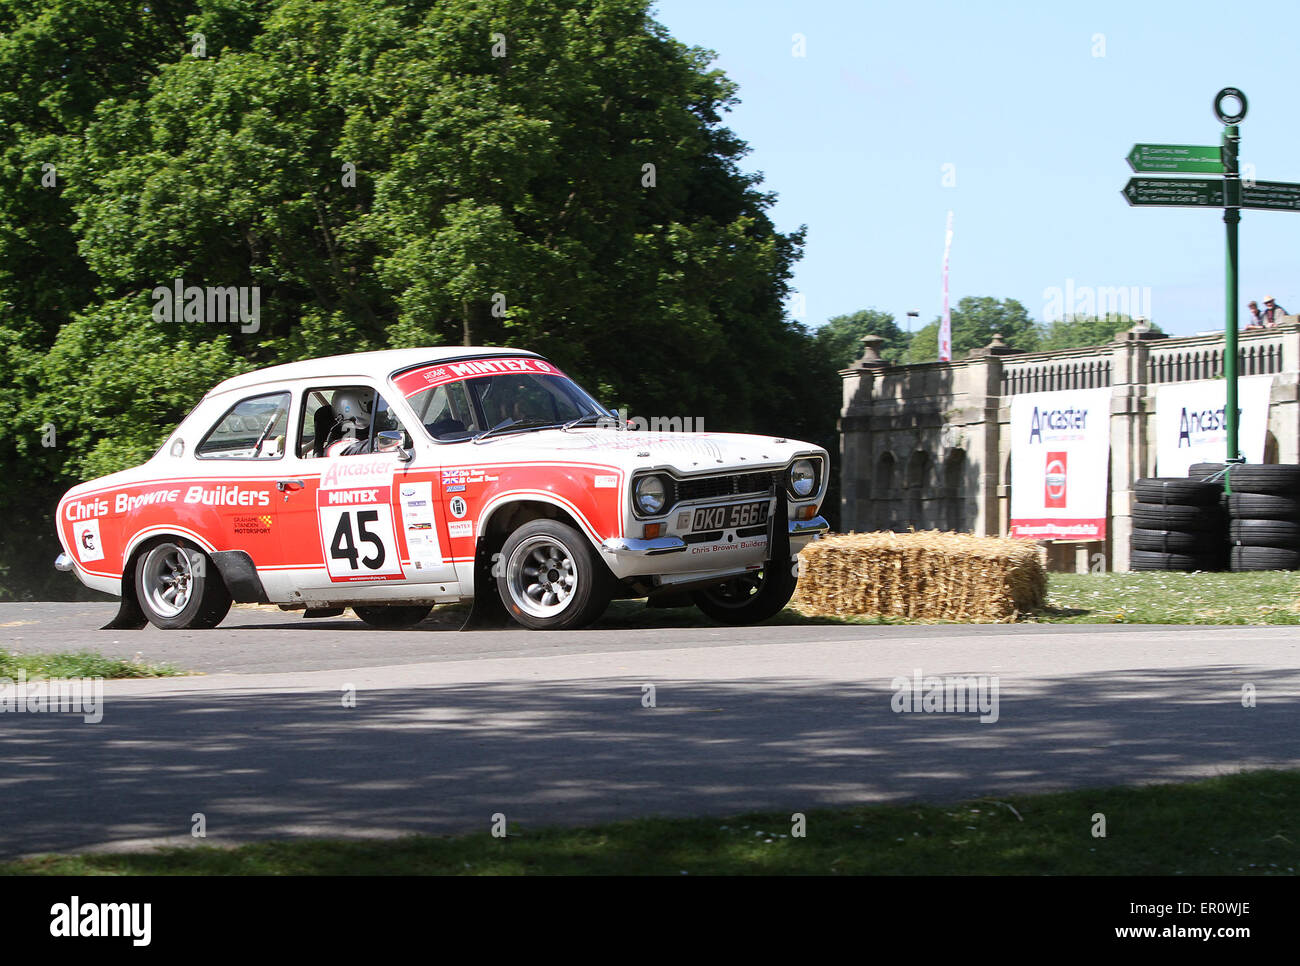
[1038,314,1155,351]
[0,0,813,597]
[907,296,1039,361]
[813,309,910,368]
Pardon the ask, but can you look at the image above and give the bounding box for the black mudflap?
[459,537,512,630]
[101,579,148,630]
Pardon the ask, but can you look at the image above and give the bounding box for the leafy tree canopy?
[0,0,809,598]
[813,309,911,369]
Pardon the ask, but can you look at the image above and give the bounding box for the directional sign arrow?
[1241,180,1300,211]
[1122,177,1224,207]
[1127,143,1224,174]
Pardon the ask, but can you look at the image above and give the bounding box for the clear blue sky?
[651,0,1300,338]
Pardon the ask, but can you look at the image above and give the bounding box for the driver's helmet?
[332,389,374,433]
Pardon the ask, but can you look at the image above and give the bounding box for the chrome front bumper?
[54,552,74,572]
[601,516,829,558]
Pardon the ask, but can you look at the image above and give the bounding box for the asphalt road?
[1,603,1296,857]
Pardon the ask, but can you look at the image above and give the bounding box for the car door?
[272,382,456,599]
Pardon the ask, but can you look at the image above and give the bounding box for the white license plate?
[690,500,769,532]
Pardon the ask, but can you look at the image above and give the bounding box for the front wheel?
[352,605,432,628]
[496,519,611,630]
[134,540,231,629]
[692,558,799,625]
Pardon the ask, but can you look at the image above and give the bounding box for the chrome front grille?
[672,470,779,505]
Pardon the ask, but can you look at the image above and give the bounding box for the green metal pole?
[1222,124,1240,463]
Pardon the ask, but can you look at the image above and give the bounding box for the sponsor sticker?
[75,519,104,562]
[233,514,273,534]
[448,520,474,539]
[399,481,442,568]
[448,496,469,519]
[594,475,618,488]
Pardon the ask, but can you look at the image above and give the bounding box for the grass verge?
[595,570,1300,628]
[4,770,1296,875]
[0,650,180,679]
[1036,571,1300,624]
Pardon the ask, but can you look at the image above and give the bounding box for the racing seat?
[313,403,340,457]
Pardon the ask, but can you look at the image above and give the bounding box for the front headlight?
[635,475,667,514]
[788,459,817,498]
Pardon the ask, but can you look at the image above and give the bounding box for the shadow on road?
[0,664,1293,857]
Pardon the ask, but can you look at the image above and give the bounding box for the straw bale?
[791,530,1046,622]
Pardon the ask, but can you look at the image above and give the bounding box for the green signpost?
[1127,144,1224,174]
[1122,88,1300,463]
[1123,178,1223,207]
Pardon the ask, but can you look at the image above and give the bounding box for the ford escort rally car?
[55,348,829,631]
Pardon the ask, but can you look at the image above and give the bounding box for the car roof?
[206,346,544,398]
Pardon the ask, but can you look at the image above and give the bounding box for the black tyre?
[1133,478,1222,506]
[1226,492,1300,521]
[1228,519,1300,549]
[1129,550,1222,572]
[1230,546,1300,571]
[496,519,611,630]
[1223,464,1300,495]
[692,559,799,625]
[1187,462,1227,480]
[133,539,231,629]
[1130,502,1224,532]
[352,605,433,628]
[1130,528,1222,553]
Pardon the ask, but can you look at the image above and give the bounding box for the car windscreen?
[393,357,607,441]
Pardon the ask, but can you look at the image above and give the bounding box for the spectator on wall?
[1261,296,1288,327]
[1246,300,1264,328]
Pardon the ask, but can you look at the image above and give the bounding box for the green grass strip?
[5,769,1296,876]
[0,650,180,680]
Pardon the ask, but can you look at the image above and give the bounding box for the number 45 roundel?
[317,500,403,581]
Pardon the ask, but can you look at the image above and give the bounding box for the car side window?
[196,392,291,460]
[299,386,410,457]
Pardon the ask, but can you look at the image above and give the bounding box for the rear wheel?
[496,519,611,630]
[692,559,799,625]
[352,605,432,628]
[134,540,231,629]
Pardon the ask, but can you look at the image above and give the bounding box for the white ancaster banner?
[1010,387,1112,541]
[1155,377,1272,476]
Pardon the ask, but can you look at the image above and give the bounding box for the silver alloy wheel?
[505,535,579,619]
[140,542,195,619]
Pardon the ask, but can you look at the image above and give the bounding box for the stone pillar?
[1274,321,1300,464]
[1109,322,1166,571]
[964,333,1022,535]
[839,335,889,532]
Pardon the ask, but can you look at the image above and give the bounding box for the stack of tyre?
[1130,476,1227,571]
[1208,464,1300,571]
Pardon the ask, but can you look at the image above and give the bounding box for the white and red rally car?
[55,348,829,631]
